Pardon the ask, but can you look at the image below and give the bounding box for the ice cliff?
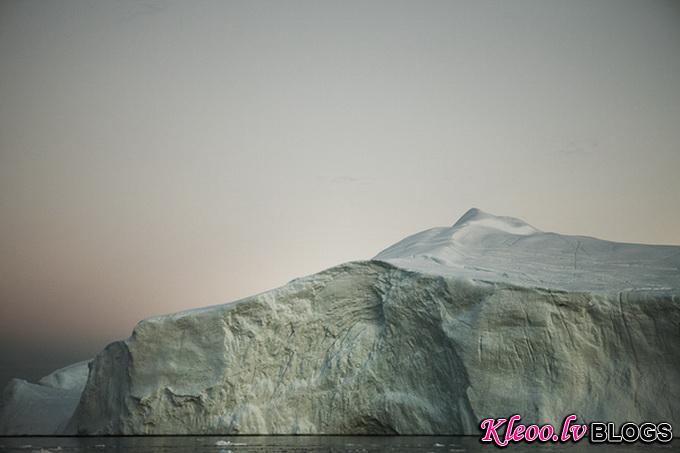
[2,209,679,434]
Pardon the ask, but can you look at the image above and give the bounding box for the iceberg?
[1,209,678,434]
[0,361,89,435]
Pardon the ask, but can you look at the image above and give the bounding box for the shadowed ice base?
[0,436,677,452]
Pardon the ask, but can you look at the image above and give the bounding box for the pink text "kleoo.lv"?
[480,414,587,447]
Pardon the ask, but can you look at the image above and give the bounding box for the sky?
[1,0,679,388]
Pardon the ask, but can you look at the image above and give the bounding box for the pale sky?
[1,0,679,387]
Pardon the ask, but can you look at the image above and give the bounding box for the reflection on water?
[0,436,676,453]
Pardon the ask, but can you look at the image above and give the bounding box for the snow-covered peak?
[452,208,538,236]
[374,209,680,292]
[374,209,539,264]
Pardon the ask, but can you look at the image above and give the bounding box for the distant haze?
[1,0,679,388]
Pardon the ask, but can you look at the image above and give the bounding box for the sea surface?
[0,436,677,453]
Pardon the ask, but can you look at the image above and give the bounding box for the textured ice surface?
[2,210,679,435]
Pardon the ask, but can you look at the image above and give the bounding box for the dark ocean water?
[0,437,677,453]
